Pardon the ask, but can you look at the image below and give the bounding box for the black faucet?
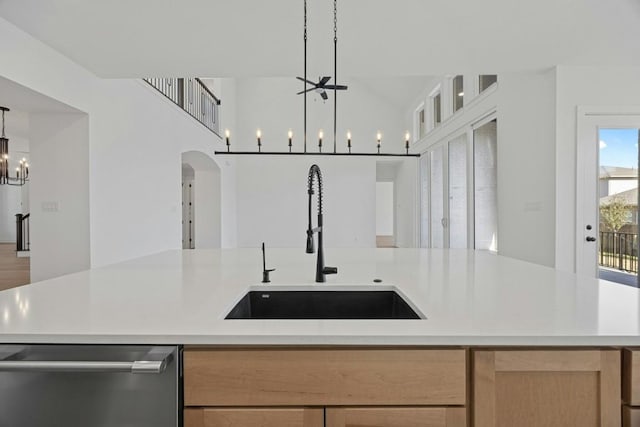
[306,164,338,282]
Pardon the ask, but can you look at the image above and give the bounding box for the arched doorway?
[181,151,221,249]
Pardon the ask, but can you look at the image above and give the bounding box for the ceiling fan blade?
[296,77,315,85]
[320,90,328,100]
[323,85,348,90]
[319,76,331,86]
[296,88,315,95]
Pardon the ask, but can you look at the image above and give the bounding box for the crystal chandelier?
[0,107,29,186]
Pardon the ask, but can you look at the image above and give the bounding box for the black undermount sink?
[225,289,423,320]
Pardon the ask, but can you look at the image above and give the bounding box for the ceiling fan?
[296,76,348,101]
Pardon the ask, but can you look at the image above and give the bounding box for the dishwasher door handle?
[0,346,174,374]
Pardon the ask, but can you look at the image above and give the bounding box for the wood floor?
[0,243,30,291]
[376,235,397,248]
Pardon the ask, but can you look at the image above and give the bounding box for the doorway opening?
[181,151,221,249]
[376,161,400,248]
[181,164,195,249]
[376,181,395,248]
[597,128,640,286]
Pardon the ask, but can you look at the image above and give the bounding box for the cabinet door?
[474,350,620,427]
[624,349,640,405]
[326,407,466,427]
[184,408,323,427]
[623,406,640,427]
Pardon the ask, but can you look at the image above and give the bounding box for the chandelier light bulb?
[288,129,293,139]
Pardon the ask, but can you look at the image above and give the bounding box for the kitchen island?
[1,248,639,427]
[1,248,638,346]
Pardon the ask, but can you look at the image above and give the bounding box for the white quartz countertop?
[1,248,639,346]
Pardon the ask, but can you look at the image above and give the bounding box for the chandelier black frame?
[0,107,29,186]
[215,0,418,158]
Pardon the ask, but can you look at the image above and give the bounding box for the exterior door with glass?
[576,109,640,286]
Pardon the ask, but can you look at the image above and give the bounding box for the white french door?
[576,108,640,284]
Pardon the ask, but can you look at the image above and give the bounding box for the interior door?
[576,110,640,284]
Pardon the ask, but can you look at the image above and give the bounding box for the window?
[479,75,497,93]
[418,107,426,138]
[453,75,464,113]
[433,93,442,127]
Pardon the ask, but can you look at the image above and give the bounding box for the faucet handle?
[322,266,338,275]
[262,268,276,283]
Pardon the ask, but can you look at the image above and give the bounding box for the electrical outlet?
[41,201,59,212]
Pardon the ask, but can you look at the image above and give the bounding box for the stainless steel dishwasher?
[0,344,181,427]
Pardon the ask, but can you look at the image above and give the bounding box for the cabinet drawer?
[184,348,466,406]
[326,407,466,427]
[184,408,323,427]
[624,349,640,405]
[624,406,640,427]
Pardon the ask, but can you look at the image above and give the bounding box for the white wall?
[496,70,557,267]
[376,182,394,236]
[0,16,229,270]
[230,76,417,249]
[216,78,238,249]
[555,66,640,272]
[29,113,90,281]
[236,156,377,248]
[233,77,406,154]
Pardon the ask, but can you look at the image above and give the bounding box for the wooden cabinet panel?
[184,348,466,406]
[326,407,466,427]
[473,350,620,427]
[184,408,323,427]
[624,349,640,405]
[624,406,640,427]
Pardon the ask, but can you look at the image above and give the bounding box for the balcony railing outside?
[599,230,638,274]
[144,78,220,135]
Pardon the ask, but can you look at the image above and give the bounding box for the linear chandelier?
[0,107,29,186]
[215,0,417,158]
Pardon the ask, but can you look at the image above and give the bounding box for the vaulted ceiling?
[0,0,638,78]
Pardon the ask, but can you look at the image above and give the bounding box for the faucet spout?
[306,164,337,283]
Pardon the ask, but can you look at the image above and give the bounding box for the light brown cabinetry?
[184,348,466,406]
[473,349,621,427]
[624,349,640,426]
[184,408,323,427]
[326,407,466,427]
[184,347,467,427]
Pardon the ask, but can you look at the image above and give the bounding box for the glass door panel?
[420,154,429,248]
[448,135,468,248]
[430,146,445,248]
[597,128,640,286]
[474,120,498,251]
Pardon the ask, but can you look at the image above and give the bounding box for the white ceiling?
[0,0,638,78]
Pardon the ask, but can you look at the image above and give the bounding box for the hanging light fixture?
[0,107,29,186]
[213,1,418,158]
